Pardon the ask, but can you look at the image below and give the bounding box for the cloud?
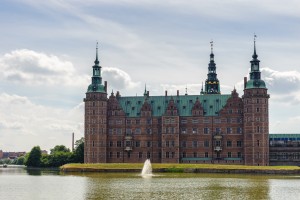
[0,49,89,86]
[103,67,140,91]
[0,93,83,151]
[262,67,300,104]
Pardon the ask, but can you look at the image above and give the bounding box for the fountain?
[141,159,152,176]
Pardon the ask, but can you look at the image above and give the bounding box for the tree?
[72,137,84,163]
[50,145,70,155]
[16,156,25,165]
[25,146,42,167]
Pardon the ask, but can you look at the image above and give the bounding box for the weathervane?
[210,40,213,54]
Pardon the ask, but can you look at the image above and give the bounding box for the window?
[257,126,260,133]
[237,127,243,134]
[182,141,186,148]
[109,152,113,158]
[257,140,260,147]
[171,141,175,147]
[116,128,122,135]
[139,152,143,158]
[147,141,152,148]
[257,108,259,112]
[135,128,141,134]
[147,118,152,125]
[117,152,120,158]
[109,141,113,147]
[117,141,122,147]
[237,141,242,147]
[226,127,232,134]
[204,128,209,134]
[126,119,131,124]
[171,152,175,158]
[192,128,197,134]
[135,141,140,147]
[126,129,132,135]
[147,152,151,158]
[237,152,242,158]
[205,152,209,158]
[193,141,198,148]
[116,119,122,125]
[136,119,140,124]
[216,127,221,133]
[182,152,186,158]
[192,119,199,124]
[215,141,221,147]
[181,119,187,124]
[166,152,169,158]
[227,141,232,147]
[165,141,170,147]
[227,152,232,158]
[147,128,152,134]
[193,152,197,158]
[181,128,186,134]
[204,140,209,147]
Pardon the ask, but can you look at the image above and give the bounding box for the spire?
[95,41,100,65]
[252,34,258,59]
[144,84,147,96]
[185,85,188,96]
[210,40,214,61]
[204,41,220,94]
[200,82,204,94]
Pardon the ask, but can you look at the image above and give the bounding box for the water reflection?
[78,173,273,200]
[1,168,300,200]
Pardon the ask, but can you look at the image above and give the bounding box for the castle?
[84,39,269,166]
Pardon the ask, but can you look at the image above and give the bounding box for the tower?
[243,36,270,166]
[204,41,220,94]
[84,43,108,163]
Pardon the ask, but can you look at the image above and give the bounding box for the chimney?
[165,90,168,96]
[104,81,107,92]
[177,90,179,96]
[72,132,74,152]
[244,77,247,89]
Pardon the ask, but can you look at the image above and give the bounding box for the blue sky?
[1,0,300,152]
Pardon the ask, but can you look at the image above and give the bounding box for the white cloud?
[0,49,89,86]
[0,93,83,152]
[103,67,140,91]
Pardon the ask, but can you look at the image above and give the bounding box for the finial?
[95,41,100,65]
[111,89,114,96]
[210,40,213,54]
[252,34,258,59]
[144,84,147,96]
[185,85,188,96]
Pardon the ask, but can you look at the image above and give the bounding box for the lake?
[0,166,300,200]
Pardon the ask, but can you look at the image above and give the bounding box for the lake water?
[1,166,300,200]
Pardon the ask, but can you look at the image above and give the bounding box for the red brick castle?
[84,39,269,166]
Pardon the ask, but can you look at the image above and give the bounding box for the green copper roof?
[87,83,106,93]
[118,94,231,117]
[245,79,266,89]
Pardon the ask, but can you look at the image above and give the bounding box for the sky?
[1,0,300,152]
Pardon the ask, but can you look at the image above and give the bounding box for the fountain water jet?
[141,159,152,176]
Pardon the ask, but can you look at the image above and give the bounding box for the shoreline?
[60,163,300,175]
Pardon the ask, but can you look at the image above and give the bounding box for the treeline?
[25,137,84,168]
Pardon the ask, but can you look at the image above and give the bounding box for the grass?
[61,163,300,171]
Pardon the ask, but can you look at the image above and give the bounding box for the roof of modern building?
[269,134,300,140]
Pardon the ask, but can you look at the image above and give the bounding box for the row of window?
[86,127,244,135]
[88,151,243,159]
[102,140,243,148]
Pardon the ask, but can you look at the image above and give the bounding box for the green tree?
[25,146,42,167]
[50,145,70,154]
[72,137,84,163]
[16,156,25,165]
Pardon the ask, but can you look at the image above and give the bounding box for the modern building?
[269,134,300,166]
[84,40,270,166]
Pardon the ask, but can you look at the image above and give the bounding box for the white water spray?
[141,159,152,176]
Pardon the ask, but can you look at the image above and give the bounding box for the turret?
[243,35,270,166]
[84,43,108,163]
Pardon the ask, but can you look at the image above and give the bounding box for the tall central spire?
[204,40,220,94]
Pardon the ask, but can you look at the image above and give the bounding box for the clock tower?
[84,43,108,163]
[243,36,270,166]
